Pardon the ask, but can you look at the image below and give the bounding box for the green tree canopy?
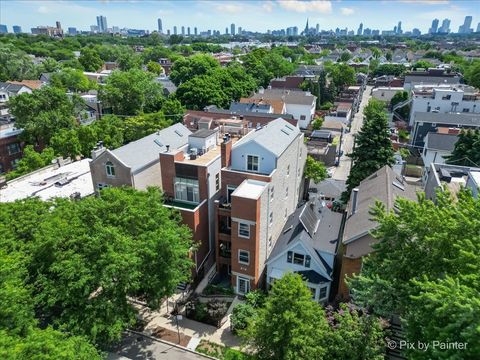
[446,129,480,167]
[343,99,394,200]
[349,190,480,359]
[0,187,194,347]
[304,155,328,184]
[243,273,330,360]
[0,44,38,81]
[50,68,96,92]
[464,60,480,89]
[162,98,185,123]
[9,86,81,144]
[329,63,356,89]
[99,69,164,115]
[78,47,103,72]
[170,54,220,86]
[5,146,55,180]
[373,64,406,77]
[123,112,170,143]
[146,60,164,75]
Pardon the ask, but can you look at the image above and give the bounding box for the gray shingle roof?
[343,166,418,244]
[413,112,480,127]
[425,132,458,152]
[0,82,24,93]
[268,198,343,276]
[229,102,272,113]
[189,128,217,138]
[233,118,300,157]
[111,123,191,172]
[310,179,346,199]
[251,89,316,106]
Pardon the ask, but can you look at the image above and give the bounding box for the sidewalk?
[138,293,242,350]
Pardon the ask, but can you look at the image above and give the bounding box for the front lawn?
[196,340,253,360]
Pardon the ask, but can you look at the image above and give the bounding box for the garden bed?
[196,340,253,360]
[185,297,232,328]
[151,326,191,347]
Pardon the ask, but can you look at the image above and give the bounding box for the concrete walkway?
[138,293,243,350]
[333,85,373,181]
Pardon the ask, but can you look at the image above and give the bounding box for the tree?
[162,98,185,123]
[79,48,103,72]
[340,51,352,62]
[412,60,434,70]
[0,187,194,346]
[123,112,170,143]
[373,64,406,77]
[5,146,55,180]
[312,116,324,130]
[349,190,480,359]
[329,64,355,89]
[390,90,410,120]
[146,60,164,75]
[50,68,96,92]
[0,44,38,81]
[169,54,220,86]
[9,86,80,145]
[243,273,330,360]
[446,129,480,167]
[117,52,142,71]
[304,155,328,184]
[324,304,385,360]
[464,61,480,89]
[343,99,394,200]
[99,69,164,115]
[175,75,228,110]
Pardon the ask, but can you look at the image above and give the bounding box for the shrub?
[231,304,255,334]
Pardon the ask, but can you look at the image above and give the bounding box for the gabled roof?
[109,123,191,172]
[343,166,418,245]
[0,82,25,93]
[251,89,316,106]
[267,198,343,277]
[233,118,300,157]
[7,80,42,90]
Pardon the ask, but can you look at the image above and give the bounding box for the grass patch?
[196,340,253,360]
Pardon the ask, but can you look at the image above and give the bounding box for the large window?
[319,286,328,300]
[247,155,259,172]
[105,161,115,177]
[238,222,250,238]
[7,143,21,155]
[287,251,311,268]
[238,250,250,265]
[175,177,199,203]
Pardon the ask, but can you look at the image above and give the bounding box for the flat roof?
[0,159,94,202]
[189,129,218,138]
[232,179,268,199]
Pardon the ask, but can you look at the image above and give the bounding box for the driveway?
[332,85,373,181]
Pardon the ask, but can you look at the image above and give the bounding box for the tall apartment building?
[214,119,306,295]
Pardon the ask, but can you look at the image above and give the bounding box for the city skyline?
[1,0,479,35]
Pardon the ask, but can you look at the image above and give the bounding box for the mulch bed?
[151,326,191,347]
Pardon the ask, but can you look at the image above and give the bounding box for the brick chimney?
[221,136,232,168]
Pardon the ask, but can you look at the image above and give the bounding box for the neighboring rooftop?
[233,118,301,157]
[413,112,480,127]
[309,178,347,200]
[232,179,268,199]
[343,166,418,244]
[0,159,94,202]
[189,128,217,139]
[251,89,316,106]
[425,132,458,152]
[0,124,22,139]
[7,80,43,90]
[229,102,272,114]
[110,123,191,172]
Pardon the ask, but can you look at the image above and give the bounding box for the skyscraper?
[225,27,229,35]
[477,22,480,33]
[12,25,22,34]
[412,28,421,36]
[238,26,242,35]
[357,23,363,36]
[157,18,163,33]
[458,16,473,34]
[173,26,177,35]
[96,15,107,33]
[181,26,185,35]
[194,27,198,36]
[429,18,439,34]
[231,23,235,36]
[68,27,77,35]
[187,27,191,36]
[316,23,319,34]
[304,18,309,35]
[397,21,402,34]
[438,18,451,33]
[0,24,7,33]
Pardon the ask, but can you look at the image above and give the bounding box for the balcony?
[219,241,231,259]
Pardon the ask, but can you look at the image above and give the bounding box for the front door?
[237,276,250,295]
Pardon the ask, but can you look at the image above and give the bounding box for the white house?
[266,198,343,302]
[409,84,480,126]
[250,89,317,129]
[324,102,352,125]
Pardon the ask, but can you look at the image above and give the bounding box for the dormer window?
[105,161,115,177]
[247,155,259,172]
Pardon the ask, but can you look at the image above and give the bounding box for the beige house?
[89,123,191,191]
[337,166,418,299]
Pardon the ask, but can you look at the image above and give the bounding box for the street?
[332,85,373,181]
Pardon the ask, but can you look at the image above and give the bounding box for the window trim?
[105,161,116,178]
[238,222,250,239]
[319,286,328,300]
[246,154,260,172]
[238,250,250,265]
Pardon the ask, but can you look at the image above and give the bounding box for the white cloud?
[37,5,49,14]
[215,3,243,14]
[263,1,274,13]
[340,7,354,16]
[278,0,332,14]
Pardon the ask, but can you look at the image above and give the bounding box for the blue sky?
[1,1,479,34]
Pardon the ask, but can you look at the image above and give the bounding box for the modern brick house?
[337,166,418,299]
[0,125,24,174]
[214,118,307,295]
